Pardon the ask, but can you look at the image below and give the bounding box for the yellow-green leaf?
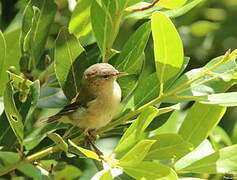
[151,12,184,84]
[48,133,68,152]
[156,0,187,9]
[68,139,100,160]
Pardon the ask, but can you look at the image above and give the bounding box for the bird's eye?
[102,75,110,79]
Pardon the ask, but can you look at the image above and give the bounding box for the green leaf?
[134,73,160,108]
[163,0,204,18]
[210,126,232,148]
[152,109,187,135]
[55,27,84,100]
[91,0,122,61]
[175,140,215,171]
[54,164,82,179]
[3,81,24,143]
[68,139,100,160]
[0,152,42,179]
[151,12,184,84]
[0,31,6,88]
[146,133,193,160]
[114,22,151,74]
[69,0,93,42]
[176,144,237,174]
[37,87,68,108]
[198,92,237,107]
[114,107,158,154]
[119,139,156,167]
[0,29,21,95]
[48,132,68,152]
[92,170,113,180]
[167,56,237,102]
[123,161,178,180]
[157,0,187,9]
[178,102,226,148]
[23,0,57,66]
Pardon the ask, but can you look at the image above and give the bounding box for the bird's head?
[82,63,127,89]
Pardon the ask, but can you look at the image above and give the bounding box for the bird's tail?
[34,114,62,127]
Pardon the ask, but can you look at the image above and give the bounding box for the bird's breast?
[75,81,121,129]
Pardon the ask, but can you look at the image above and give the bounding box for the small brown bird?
[40,63,127,131]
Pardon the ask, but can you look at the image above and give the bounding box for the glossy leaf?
[0,29,21,95]
[151,12,184,84]
[3,81,24,143]
[91,0,121,61]
[175,140,215,171]
[167,56,237,102]
[55,27,84,100]
[48,132,68,152]
[68,139,100,160]
[176,144,237,174]
[146,133,193,160]
[119,139,156,167]
[199,92,237,107]
[114,107,158,154]
[114,22,151,74]
[157,0,187,9]
[123,161,178,180]
[178,102,226,147]
[69,0,93,42]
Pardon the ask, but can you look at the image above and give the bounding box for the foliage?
[0,0,237,179]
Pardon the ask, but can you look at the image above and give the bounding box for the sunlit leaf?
[91,170,113,180]
[119,139,156,167]
[123,161,178,180]
[151,12,184,84]
[48,132,68,152]
[156,0,187,9]
[176,144,237,174]
[178,102,226,148]
[68,139,100,160]
[146,133,193,160]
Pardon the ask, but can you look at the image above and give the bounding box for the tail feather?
[34,115,62,127]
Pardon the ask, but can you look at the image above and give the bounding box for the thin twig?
[129,0,160,11]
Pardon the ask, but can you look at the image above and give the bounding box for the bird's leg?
[86,129,103,156]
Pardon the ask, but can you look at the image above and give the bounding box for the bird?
[39,63,127,132]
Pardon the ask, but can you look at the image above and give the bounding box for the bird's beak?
[113,72,129,76]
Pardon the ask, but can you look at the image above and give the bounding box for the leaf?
[48,132,68,152]
[55,27,84,100]
[134,73,160,108]
[91,170,113,180]
[3,81,24,143]
[198,92,237,107]
[69,0,93,42]
[156,0,187,9]
[37,87,68,108]
[91,0,121,61]
[0,29,21,95]
[24,0,57,66]
[54,164,82,179]
[68,139,100,160]
[119,139,156,167]
[151,12,184,84]
[175,140,215,171]
[152,109,187,135]
[210,126,232,148]
[114,22,151,74]
[176,144,237,174]
[0,152,42,179]
[163,0,204,18]
[145,133,193,160]
[167,56,237,102]
[178,102,226,148]
[114,107,158,154]
[0,31,6,88]
[123,161,178,180]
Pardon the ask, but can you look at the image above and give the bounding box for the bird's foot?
[86,129,103,157]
